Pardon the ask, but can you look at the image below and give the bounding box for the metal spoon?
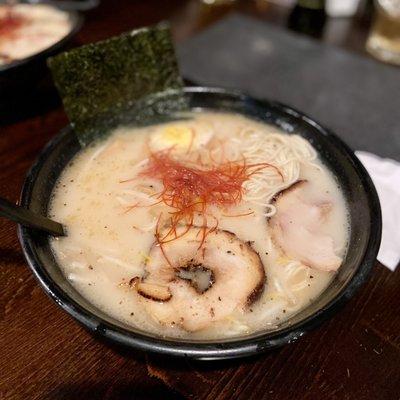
[0,196,65,236]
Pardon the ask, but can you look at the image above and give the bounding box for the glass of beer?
[366,0,400,65]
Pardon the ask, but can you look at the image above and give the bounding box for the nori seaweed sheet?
[48,24,188,146]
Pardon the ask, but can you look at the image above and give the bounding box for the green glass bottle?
[288,0,327,38]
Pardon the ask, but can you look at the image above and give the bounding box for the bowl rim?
[18,86,382,359]
[0,6,83,73]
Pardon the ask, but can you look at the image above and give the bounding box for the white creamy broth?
[49,112,349,339]
[0,4,71,65]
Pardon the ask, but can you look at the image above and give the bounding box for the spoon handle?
[0,197,65,237]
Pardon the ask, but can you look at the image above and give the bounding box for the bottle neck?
[297,0,325,10]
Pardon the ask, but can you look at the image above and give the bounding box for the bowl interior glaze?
[18,87,381,360]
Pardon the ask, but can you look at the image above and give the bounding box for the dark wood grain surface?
[1,1,399,399]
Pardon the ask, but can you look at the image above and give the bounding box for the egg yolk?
[160,126,193,149]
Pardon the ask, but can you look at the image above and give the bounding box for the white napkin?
[356,151,400,271]
[326,0,360,17]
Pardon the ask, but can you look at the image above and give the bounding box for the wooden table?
[1,1,399,399]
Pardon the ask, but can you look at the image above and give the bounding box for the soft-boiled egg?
[149,122,214,152]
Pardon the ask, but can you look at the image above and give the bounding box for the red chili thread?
[125,149,282,254]
[0,8,26,38]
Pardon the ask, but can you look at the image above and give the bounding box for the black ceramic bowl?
[18,87,381,360]
[0,7,83,118]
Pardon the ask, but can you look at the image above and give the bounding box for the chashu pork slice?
[269,180,342,272]
[135,227,266,332]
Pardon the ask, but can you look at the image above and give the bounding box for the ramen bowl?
[0,8,83,120]
[18,87,381,360]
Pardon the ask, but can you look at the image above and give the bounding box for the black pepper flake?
[227,250,232,254]
[283,309,286,313]
[130,312,134,316]
[88,265,93,270]
[218,296,221,301]
[70,179,74,182]
[265,252,268,255]
[310,275,314,279]
[129,277,139,287]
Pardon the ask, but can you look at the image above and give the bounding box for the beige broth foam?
[49,112,349,339]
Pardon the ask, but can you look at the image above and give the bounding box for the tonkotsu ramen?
[49,112,349,339]
[0,4,71,65]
